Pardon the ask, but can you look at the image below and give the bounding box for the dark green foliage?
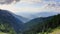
[0,9,23,34]
[0,19,16,34]
[22,14,60,34]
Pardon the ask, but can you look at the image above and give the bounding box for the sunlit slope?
[38,27,60,34]
[0,32,8,34]
[50,27,60,34]
[0,33,8,34]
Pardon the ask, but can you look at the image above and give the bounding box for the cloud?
[0,0,60,13]
[19,0,43,4]
[44,0,60,12]
[0,0,20,4]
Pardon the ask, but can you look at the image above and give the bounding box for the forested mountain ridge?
[22,14,60,34]
[0,9,60,34]
[0,9,23,34]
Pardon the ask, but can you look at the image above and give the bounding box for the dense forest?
[0,19,16,34]
[22,14,60,34]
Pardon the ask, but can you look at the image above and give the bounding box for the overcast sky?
[0,0,60,14]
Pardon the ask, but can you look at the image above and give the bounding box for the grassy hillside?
[0,32,8,34]
[50,26,60,34]
[38,26,60,34]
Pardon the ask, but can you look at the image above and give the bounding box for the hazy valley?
[0,9,60,34]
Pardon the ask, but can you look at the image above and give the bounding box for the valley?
[0,9,60,34]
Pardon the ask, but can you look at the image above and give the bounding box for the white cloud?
[15,0,60,12]
[0,0,60,14]
[20,0,42,4]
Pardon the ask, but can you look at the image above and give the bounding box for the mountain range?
[14,11,60,23]
[16,11,60,19]
[0,9,60,34]
[22,14,60,34]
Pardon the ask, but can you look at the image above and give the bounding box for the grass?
[0,32,9,34]
[0,32,8,34]
[38,26,60,34]
[49,26,60,34]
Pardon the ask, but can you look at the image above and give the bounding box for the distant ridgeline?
[22,14,60,34]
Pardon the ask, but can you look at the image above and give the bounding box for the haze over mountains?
[0,0,60,34]
[0,9,59,24]
[15,11,60,22]
[0,9,60,34]
[5,10,60,23]
[14,15,30,23]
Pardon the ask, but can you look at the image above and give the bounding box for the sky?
[0,0,60,14]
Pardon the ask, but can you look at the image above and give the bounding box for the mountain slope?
[22,17,49,32]
[49,26,60,34]
[14,15,30,23]
[22,14,60,34]
[0,9,23,34]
